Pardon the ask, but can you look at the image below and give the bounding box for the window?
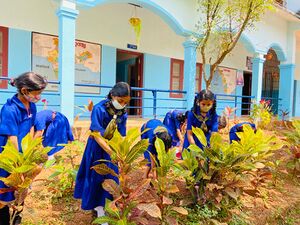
[170,58,184,98]
[195,63,203,93]
[0,26,8,89]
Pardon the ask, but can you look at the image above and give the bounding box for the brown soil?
[21,124,300,225]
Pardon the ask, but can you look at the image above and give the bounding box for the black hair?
[10,72,47,93]
[192,89,216,115]
[176,111,187,124]
[153,132,172,151]
[108,82,131,99]
[218,115,227,129]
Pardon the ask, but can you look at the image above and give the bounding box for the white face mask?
[112,99,126,110]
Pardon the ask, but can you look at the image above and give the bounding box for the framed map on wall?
[211,66,237,96]
[32,32,101,93]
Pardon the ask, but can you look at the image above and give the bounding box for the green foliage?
[250,100,272,129]
[284,120,300,175]
[144,138,188,224]
[0,134,51,194]
[93,199,136,225]
[91,128,150,225]
[0,134,51,224]
[196,0,274,88]
[45,141,84,199]
[176,125,283,220]
[285,120,300,146]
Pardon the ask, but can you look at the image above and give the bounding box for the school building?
[0,0,300,124]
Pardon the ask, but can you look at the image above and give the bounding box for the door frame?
[116,49,144,116]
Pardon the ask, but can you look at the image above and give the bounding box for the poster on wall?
[211,66,237,97]
[32,32,101,93]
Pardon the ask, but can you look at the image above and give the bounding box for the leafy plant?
[0,134,51,224]
[73,100,93,140]
[141,139,188,225]
[223,106,237,123]
[91,128,150,225]
[176,125,283,221]
[45,141,84,199]
[250,99,272,129]
[284,120,300,175]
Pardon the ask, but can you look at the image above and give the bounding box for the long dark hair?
[10,72,47,93]
[192,89,216,115]
[153,132,172,151]
[108,82,131,99]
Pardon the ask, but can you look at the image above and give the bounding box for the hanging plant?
[129,17,141,46]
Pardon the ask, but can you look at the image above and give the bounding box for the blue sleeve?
[118,114,127,137]
[211,114,219,132]
[186,111,194,131]
[31,103,37,128]
[0,105,19,136]
[141,122,148,140]
[34,111,48,131]
[90,106,106,135]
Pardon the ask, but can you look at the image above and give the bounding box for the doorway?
[262,49,280,114]
[116,49,143,116]
[242,72,252,115]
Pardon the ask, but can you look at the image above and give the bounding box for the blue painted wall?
[143,53,185,118]
[0,27,251,121]
[293,80,300,117]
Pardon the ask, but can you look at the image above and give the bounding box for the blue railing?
[73,83,187,118]
[0,76,282,118]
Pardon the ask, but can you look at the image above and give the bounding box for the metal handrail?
[0,76,282,117]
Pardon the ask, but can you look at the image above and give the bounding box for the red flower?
[42,99,46,103]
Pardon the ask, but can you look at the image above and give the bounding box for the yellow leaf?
[162,195,173,205]
[170,206,188,215]
[137,203,161,219]
[102,179,120,199]
[91,164,118,177]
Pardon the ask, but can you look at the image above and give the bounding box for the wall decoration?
[32,32,101,93]
[211,66,237,96]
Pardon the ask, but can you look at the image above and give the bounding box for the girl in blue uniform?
[0,72,47,225]
[141,119,172,177]
[163,110,187,148]
[34,110,74,158]
[183,89,218,150]
[229,122,256,143]
[74,82,130,219]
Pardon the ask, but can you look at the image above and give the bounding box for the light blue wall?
[0,28,61,112]
[0,28,35,106]
[143,53,185,118]
[294,80,300,116]
[287,0,300,13]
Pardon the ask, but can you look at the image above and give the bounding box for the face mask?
[112,99,126,110]
[200,105,213,113]
[24,93,41,103]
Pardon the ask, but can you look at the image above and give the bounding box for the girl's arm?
[176,129,184,144]
[8,136,19,150]
[34,129,44,139]
[93,132,113,155]
[187,130,195,145]
[186,111,195,145]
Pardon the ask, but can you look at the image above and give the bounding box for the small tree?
[196,0,274,88]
